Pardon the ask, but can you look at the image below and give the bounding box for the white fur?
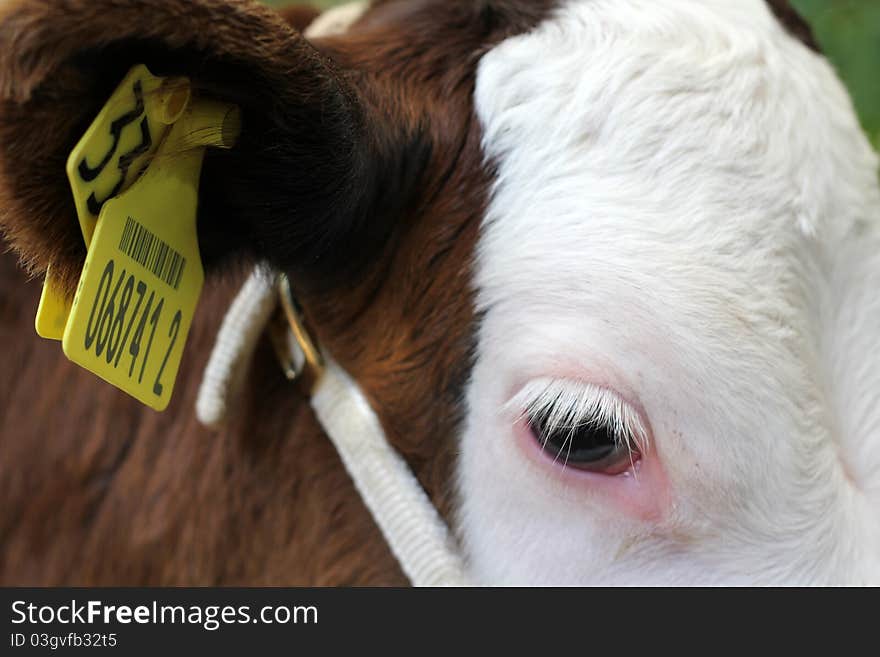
[460,0,880,585]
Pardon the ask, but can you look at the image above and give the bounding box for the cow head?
[1,0,878,585]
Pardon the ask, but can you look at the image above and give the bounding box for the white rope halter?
[196,269,471,587]
[196,2,469,587]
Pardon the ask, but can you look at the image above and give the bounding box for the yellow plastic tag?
[67,64,191,245]
[35,267,73,339]
[35,65,191,340]
[60,99,239,411]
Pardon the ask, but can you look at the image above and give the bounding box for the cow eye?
[528,412,637,474]
[512,379,646,475]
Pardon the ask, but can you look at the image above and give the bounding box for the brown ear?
[0,0,414,295]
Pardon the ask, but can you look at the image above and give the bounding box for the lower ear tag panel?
[61,110,212,412]
[35,267,73,339]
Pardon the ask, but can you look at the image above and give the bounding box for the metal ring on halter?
[268,274,325,394]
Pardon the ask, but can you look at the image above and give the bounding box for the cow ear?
[0,0,409,296]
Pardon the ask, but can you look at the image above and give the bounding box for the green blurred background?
[793,0,880,148]
[264,0,880,149]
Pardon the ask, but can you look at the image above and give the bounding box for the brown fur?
[0,255,405,584]
[0,0,407,296]
[0,0,556,585]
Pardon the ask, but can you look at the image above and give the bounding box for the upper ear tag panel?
[35,65,191,341]
[66,64,191,245]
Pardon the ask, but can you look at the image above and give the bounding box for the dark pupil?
[529,413,618,463]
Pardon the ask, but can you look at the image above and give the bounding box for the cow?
[0,0,878,586]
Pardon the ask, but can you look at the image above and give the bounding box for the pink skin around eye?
[513,413,671,523]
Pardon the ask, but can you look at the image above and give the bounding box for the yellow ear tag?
[35,64,191,340]
[68,64,193,245]
[61,99,240,411]
[35,267,73,339]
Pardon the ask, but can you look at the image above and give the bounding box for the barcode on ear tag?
[118,216,188,290]
[62,130,206,412]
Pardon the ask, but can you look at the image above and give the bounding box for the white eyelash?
[507,379,649,462]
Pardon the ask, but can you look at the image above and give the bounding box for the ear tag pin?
[35,64,191,340]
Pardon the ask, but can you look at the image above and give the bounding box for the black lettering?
[153,310,181,397]
[84,260,114,350]
[139,298,163,384]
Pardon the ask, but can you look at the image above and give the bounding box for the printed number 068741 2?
[83,258,181,396]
